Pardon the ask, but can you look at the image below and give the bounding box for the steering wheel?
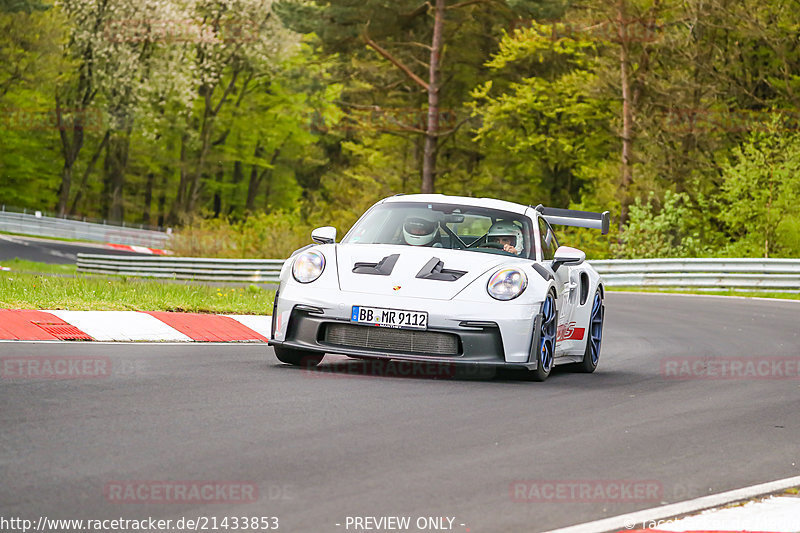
[479,241,505,250]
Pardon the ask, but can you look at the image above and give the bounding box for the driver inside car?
[487,221,523,255]
[402,214,443,247]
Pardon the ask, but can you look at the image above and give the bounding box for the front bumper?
[269,296,542,370]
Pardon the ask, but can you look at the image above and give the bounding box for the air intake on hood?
[415,257,467,281]
[352,254,400,276]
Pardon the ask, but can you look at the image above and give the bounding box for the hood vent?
[352,254,400,276]
[415,257,467,281]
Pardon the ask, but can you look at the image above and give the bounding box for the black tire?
[573,288,604,373]
[527,290,558,382]
[274,345,324,367]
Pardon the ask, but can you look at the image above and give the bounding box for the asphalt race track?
[0,234,143,264]
[1,293,798,532]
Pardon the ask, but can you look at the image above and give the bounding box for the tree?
[0,5,65,209]
[276,0,537,193]
[719,119,800,258]
[0,0,48,13]
[168,0,297,222]
[615,190,709,258]
[471,23,615,207]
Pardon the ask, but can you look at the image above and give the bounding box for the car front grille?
[323,323,460,356]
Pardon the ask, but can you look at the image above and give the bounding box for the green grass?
[0,258,78,275]
[607,286,800,300]
[0,271,275,314]
[0,230,95,244]
[4,259,796,313]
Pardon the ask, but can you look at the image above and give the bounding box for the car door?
[538,217,576,353]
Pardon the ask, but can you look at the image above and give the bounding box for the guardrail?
[76,255,800,290]
[0,210,170,248]
[77,254,283,282]
[591,258,800,290]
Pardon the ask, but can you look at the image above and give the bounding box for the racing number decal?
[556,322,585,342]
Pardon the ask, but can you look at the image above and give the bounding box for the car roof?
[380,194,533,217]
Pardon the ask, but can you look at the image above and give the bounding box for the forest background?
[2,0,799,259]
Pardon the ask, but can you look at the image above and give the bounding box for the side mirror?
[311,226,337,245]
[552,246,585,270]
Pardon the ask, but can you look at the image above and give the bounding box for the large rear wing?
[534,205,611,235]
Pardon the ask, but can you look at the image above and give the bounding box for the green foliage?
[718,119,800,258]
[0,6,66,208]
[170,210,314,259]
[0,270,275,313]
[0,0,48,13]
[3,0,800,260]
[308,135,409,232]
[615,191,710,259]
[471,24,615,207]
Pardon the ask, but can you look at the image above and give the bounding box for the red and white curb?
[0,309,270,342]
[542,475,800,533]
[105,243,170,255]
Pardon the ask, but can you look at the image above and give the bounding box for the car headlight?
[487,268,527,301]
[292,250,325,283]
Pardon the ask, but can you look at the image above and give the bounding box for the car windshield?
[342,201,533,258]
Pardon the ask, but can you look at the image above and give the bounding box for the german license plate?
[351,306,428,330]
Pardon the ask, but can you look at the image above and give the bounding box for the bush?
[718,122,800,258]
[614,191,710,258]
[170,211,313,259]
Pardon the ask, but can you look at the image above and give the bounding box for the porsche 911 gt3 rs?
[268,194,609,381]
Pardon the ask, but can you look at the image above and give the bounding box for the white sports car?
[269,194,609,381]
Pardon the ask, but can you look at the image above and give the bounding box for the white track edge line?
[608,290,800,303]
[541,474,800,533]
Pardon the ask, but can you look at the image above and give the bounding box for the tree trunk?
[169,130,191,224]
[245,143,263,212]
[247,146,283,213]
[58,164,74,217]
[157,173,167,228]
[69,130,110,215]
[421,0,445,194]
[617,0,634,229]
[245,164,262,213]
[230,160,244,215]
[103,129,131,222]
[188,94,214,215]
[142,172,154,226]
[56,103,85,216]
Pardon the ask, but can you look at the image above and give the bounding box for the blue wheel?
[530,291,557,382]
[577,289,604,373]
